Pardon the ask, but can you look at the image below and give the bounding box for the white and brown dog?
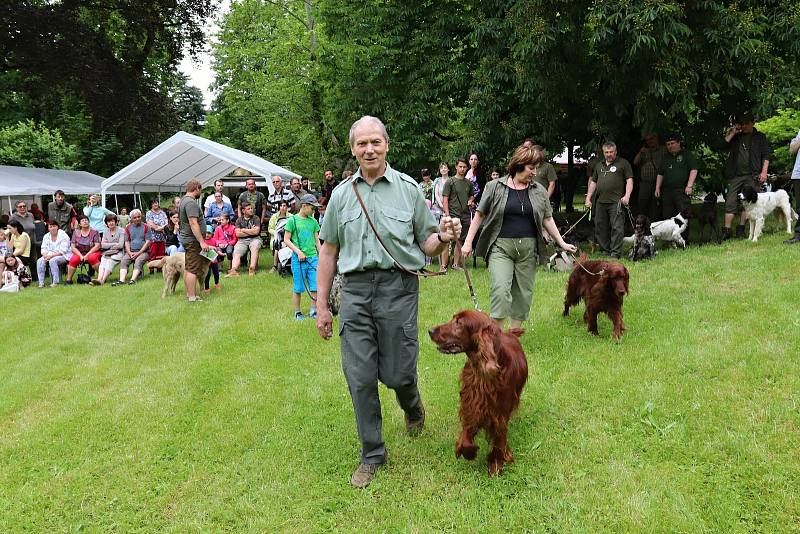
[738,185,798,242]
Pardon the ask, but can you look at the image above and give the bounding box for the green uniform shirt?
[736,133,753,176]
[319,163,438,274]
[532,162,558,190]
[659,149,698,190]
[591,157,633,204]
[285,213,320,257]
[442,176,473,218]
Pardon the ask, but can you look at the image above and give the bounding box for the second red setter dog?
[428,310,528,476]
[563,255,629,340]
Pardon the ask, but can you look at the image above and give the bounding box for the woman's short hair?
[506,145,538,176]
[129,209,142,218]
[8,220,24,233]
[150,198,160,206]
[78,213,90,222]
[46,219,59,227]
[104,213,118,223]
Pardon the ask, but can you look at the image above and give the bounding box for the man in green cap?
[315,115,461,488]
[721,112,770,241]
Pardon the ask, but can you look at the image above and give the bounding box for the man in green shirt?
[655,134,698,223]
[315,115,460,488]
[442,157,474,270]
[721,112,771,240]
[531,145,558,199]
[585,142,633,258]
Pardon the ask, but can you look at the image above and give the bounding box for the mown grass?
[1,224,799,532]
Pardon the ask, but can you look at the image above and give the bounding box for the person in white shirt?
[36,220,72,287]
[203,179,232,211]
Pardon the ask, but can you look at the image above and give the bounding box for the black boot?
[719,227,732,242]
[735,225,746,239]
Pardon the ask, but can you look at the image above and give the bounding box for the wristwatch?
[437,232,450,243]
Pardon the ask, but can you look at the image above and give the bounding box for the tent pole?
[7,196,11,214]
[114,194,119,213]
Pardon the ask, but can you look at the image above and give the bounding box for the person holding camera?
[721,112,770,241]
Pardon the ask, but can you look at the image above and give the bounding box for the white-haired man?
[315,115,461,488]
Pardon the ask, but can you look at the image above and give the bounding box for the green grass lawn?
[2,229,799,532]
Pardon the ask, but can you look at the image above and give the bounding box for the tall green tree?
[1,0,216,174]
[0,120,77,169]
[207,0,327,177]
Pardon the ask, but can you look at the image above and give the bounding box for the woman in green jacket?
[461,145,576,330]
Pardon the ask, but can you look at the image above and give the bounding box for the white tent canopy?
[100,131,300,200]
[0,165,108,196]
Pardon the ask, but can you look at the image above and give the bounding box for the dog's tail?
[508,328,525,338]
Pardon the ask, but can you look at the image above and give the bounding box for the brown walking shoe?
[350,462,382,488]
[405,401,425,437]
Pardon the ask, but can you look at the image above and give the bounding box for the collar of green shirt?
[352,163,397,184]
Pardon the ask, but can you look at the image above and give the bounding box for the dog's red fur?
[563,255,630,340]
[428,310,528,476]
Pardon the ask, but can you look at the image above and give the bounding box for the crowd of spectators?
[2,113,799,294]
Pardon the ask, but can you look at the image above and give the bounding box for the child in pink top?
[203,227,223,294]
[213,213,237,262]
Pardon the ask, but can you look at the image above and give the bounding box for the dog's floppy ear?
[622,266,630,294]
[473,323,500,377]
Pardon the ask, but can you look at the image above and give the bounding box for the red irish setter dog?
[563,255,630,340]
[429,310,528,476]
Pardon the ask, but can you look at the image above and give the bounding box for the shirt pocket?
[379,205,413,247]
[341,207,363,245]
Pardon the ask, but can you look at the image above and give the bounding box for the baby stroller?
[273,218,293,277]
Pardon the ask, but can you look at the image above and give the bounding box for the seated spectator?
[66,214,101,285]
[0,228,9,276]
[268,200,290,272]
[205,191,235,227]
[113,209,150,286]
[83,194,114,235]
[7,220,32,270]
[164,211,184,256]
[146,198,168,260]
[91,214,126,286]
[36,219,72,287]
[2,254,32,289]
[212,213,237,262]
[118,207,130,227]
[226,201,261,277]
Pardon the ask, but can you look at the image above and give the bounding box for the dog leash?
[352,180,445,278]
[457,239,482,311]
[560,210,590,238]
[569,252,606,276]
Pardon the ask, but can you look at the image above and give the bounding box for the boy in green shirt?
[284,194,322,320]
